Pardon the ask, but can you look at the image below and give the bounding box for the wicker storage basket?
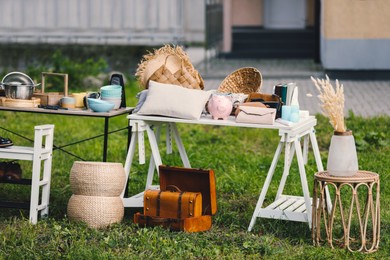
[218,67,262,94]
[70,161,125,197]
[135,45,204,90]
[67,195,124,228]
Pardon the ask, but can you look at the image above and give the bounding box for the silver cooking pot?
[0,82,40,100]
[1,71,41,100]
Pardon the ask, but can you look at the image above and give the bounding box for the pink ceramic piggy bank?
[207,94,233,120]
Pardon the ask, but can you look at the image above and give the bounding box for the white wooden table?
[121,114,324,231]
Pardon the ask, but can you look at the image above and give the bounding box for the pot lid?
[1,71,35,85]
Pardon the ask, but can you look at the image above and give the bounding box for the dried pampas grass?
[311,75,346,132]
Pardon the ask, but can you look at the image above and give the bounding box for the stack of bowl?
[100,85,122,109]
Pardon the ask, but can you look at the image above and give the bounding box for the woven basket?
[70,161,125,197]
[67,195,124,228]
[135,45,204,90]
[218,67,262,94]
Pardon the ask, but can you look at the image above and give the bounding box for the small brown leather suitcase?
[143,185,203,219]
[134,165,217,232]
[134,213,212,233]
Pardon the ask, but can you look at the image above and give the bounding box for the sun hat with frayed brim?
[135,45,204,90]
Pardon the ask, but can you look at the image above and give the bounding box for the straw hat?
[218,67,262,94]
[135,45,204,90]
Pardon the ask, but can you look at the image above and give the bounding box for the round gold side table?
[312,171,380,253]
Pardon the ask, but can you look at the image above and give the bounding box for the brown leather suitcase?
[158,165,217,216]
[143,185,203,219]
[134,213,212,233]
[134,165,217,232]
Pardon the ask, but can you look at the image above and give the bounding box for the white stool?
[0,125,55,224]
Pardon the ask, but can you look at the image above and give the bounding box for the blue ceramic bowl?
[100,91,122,98]
[87,98,115,112]
[87,98,104,104]
[101,85,121,91]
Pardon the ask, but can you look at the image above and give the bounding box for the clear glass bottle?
[327,130,359,177]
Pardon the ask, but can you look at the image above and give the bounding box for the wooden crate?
[33,72,68,106]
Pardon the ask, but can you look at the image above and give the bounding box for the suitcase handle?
[166,185,182,192]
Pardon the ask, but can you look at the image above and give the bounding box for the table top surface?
[315,170,379,182]
[128,113,317,131]
[0,106,134,118]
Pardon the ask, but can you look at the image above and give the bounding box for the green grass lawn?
[0,81,389,259]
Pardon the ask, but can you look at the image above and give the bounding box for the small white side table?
[0,125,54,224]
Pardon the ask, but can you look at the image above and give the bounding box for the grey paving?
[187,48,390,118]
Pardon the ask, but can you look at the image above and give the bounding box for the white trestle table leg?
[166,123,172,154]
[121,125,139,198]
[248,139,284,231]
[29,132,43,224]
[145,125,162,189]
[275,140,296,200]
[303,135,309,164]
[145,124,163,175]
[294,138,312,227]
[171,123,191,168]
[309,128,332,212]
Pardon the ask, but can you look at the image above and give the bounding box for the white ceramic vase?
[327,130,359,177]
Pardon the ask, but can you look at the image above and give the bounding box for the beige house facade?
[1,0,389,72]
[221,0,390,71]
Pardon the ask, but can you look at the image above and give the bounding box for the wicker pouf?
[67,195,124,228]
[67,161,125,228]
[70,161,126,197]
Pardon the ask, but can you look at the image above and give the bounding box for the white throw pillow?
[137,81,211,120]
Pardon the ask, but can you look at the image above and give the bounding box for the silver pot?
[1,82,36,100]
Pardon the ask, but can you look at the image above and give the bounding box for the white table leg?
[137,126,145,165]
[166,123,172,154]
[171,123,191,168]
[40,154,52,217]
[275,140,296,200]
[145,124,163,173]
[122,128,138,198]
[309,128,332,212]
[29,157,41,224]
[303,135,309,164]
[248,140,284,231]
[294,138,312,226]
[309,129,324,172]
[145,125,162,189]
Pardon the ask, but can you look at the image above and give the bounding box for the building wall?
[231,0,314,27]
[183,0,205,43]
[306,0,315,26]
[321,0,390,69]
[232,0,263,26]
[0,0,205,45]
